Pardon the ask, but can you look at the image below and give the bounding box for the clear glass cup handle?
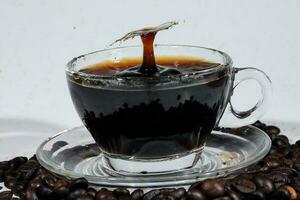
[219,67,272,128]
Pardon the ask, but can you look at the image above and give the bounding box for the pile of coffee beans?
[1,121,300,200]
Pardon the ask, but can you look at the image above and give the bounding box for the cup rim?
[66,44,233,80]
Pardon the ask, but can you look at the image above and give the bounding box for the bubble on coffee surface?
[111,21,183,77]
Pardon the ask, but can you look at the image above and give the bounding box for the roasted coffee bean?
[0,191,13,200]
[246,189,266,200]
[268,172,290,187]
[4,176,16,189]
[276,146,291,157]
[170,188,186,198]
[273,135,290,147]
[26,188,38,200]
[54,185,69,197]
[284,186,298,200]
[29,177,42,189]
[153,193,175,200]
[70,177,88,191]
[226,190,243,200]
[260,156,281,169]
[95,190,116,200]
[76,195,95,200]
[87,187,97,197]
[12,182,27,195]
[283,158,294,168]
[232,178,256,194]
[68,189,88,200]
[187,189,207,200]
[199,179,225,198]
[268,133,277,141]
[276,185,292,200]
[9,156,27,169]
[143,189,161,200]
[264,125,280,135]
[21,168,38,181]
[114,187,130,196]
[252,121,266,129]
[36,185,53,198]
[41,175,56,188]
[0,161,9,171]
[4,169,17,177]
[131,189,144,200]
[212,196,231,200]
[0,169,4,182]
[253,175,275,194]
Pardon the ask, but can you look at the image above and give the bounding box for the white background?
[0,0,300,159]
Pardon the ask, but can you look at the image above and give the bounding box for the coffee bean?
[226,190,243,200]
[274,135,290,147]
[187,189,207,200]
[253,175,275,194]
[119,195,134,200]
[212,197,231,200]
[76,195,95,200]
[276,185,292,200]
[9,157,28,169]
[264,125,280,135]
[54,185,69,197]
[70,177,88,191]
[42,175,56,188]
[26,188,38,200]
[0,161,9,170]
[153,193,175,200]
[143,189,160,200]
[276,146,291,157]
[268,133,278,142]
[252,121,266,129]
[260,156,281,169]
[68,189,88,200]
[232,178,256,194]
[198,179,225,198]
[0,191,13,200]
[96,189,117,200]
[0,169,4,182]
[36,185,53,198]
[114,187,130,196]
[283,158,294,168]
[12,182,27,196]
[268,173,290,188]
[29,177,42,189]
[4,176,16,189]
[87,187,97,197]
[170,188,186,198]
[246,189,266,200]
[285,186,298,200]
[131,189,144,200]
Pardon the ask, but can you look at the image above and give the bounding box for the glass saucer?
[36,125,271,187]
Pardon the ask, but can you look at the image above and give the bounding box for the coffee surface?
[80,56,219,77]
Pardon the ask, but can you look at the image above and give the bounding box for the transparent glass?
[36,125,271,187]
[65,45,271,174]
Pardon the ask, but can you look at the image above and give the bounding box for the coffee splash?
[111,21,180,77]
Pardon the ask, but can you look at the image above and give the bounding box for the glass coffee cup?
[66,45,271,174]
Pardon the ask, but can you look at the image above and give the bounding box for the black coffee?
[67,56,231,158]
[67,23,231,158]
